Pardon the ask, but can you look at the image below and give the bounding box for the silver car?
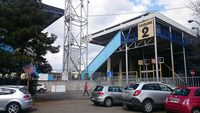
[0,85,33,113]
[90,85,124,107]
[122,82,173,113]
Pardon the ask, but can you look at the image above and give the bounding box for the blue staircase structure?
[82,32,122,79]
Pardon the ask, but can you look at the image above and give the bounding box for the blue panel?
[48,75,54,80]
[156,24,170,40]
[82,32,121,79]
[0,44,13,53]
[156,23,194,46]
[121,32,137,44]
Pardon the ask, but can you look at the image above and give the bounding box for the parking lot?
[24,99,165,113]
[0,91,166,113]
[25,91,165,113]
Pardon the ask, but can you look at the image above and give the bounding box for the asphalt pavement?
[35,90,90,101]
[0,91,166,113]
[33,91,165,113]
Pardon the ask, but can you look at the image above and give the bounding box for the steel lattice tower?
[63,0,89,78]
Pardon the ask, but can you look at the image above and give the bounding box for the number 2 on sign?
[142,27,149,38]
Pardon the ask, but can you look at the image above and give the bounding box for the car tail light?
[96,92,104,95]
[133,90,141,96]
[23,95,30,100]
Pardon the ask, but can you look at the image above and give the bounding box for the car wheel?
[104,98,112,107]
[39,89,45,93]
[142,100,153,113]
[6,103,21,113]
[192,108,200,113]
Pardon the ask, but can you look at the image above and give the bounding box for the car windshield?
[19,87,29,94]
[94,86,103,91]
[125,83,139,90]
[172,88,190,96]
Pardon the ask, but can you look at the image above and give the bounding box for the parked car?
[0,85,33,113]
[165,86,200,113]
[90,85,124,107]
[122,82,173,113]
[37,83,47,93]
[161,82,176,90]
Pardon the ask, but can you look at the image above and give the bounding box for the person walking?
[83,81,90,96]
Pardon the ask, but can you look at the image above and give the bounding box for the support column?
[152,64,155,79]
[125,43,129,85]
[118,58,123,86]
[169,26,175,78]
[107,57,111,71]
[153,18,159,82]
[107,57,111,84]
[182,32,188,84]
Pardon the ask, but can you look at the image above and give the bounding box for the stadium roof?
[41,3,64,28]
[0,1,64,28]
[89,12,196,46]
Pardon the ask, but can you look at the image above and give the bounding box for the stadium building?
[82,12,199,85]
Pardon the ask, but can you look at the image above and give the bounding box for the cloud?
[157,0,196,28]
[141,0,153,6]
[45,49,63,72]
[88,44,103,62]
[42,15,64,72]
[43,17,64,46]
[88,0,148,33]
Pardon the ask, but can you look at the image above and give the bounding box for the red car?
[165,87,200,113]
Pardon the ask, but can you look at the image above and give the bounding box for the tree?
[189,0,200,18]
[0,0,60,75]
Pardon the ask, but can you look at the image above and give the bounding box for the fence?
[0,77,199,92]
[95,76,200,87]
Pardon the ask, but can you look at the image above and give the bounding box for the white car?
[37,83,47,93]
[122,82,173,113]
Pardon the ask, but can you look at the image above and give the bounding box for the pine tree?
[0,0,59,75]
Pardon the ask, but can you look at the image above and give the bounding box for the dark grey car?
[90,85,123,107]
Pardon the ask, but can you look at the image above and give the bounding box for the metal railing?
[94,76,200,87]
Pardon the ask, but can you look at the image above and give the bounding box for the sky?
[42,0,197,72]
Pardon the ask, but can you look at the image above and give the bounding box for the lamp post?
[192,27,200,37]
[188,20,200,38]
[188,20,200,26]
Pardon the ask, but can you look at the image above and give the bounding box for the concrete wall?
[40,80,98,92]
[40,77,200,92]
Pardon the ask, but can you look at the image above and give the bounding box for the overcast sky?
[42,0,197,72]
